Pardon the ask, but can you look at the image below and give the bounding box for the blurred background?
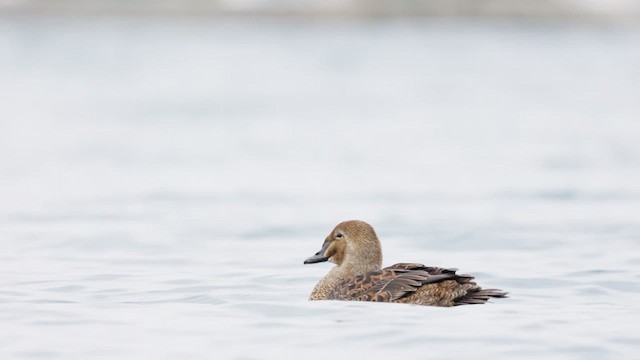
[1,1,639,360]
[2,0,640,19]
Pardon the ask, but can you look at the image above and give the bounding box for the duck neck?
[338,257,382,278]
[338,241,382,277]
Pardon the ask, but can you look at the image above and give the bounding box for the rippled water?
[1,15,640,359]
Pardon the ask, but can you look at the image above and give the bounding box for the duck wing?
[329,263,470,302]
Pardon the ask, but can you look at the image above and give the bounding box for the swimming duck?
[304,220,507,306]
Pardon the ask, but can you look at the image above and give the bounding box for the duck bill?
[304,241,331,264]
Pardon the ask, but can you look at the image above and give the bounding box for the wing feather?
[329,263,467,302]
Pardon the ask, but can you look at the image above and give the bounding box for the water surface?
[1,16,640,359]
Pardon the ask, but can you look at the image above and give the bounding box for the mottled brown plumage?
[304,220,507,306]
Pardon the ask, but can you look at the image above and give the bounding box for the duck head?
[304,220,382,271]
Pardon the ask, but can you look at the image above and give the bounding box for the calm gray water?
[1,15,640,359]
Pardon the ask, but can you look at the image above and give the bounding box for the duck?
[304,220,507,306]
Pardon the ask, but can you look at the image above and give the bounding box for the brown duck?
[304,220,507,306]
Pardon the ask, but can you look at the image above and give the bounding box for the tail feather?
[454,288,508,306]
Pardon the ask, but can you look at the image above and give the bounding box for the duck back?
[327,263,507,306]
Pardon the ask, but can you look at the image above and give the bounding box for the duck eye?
[336,232,343,238]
